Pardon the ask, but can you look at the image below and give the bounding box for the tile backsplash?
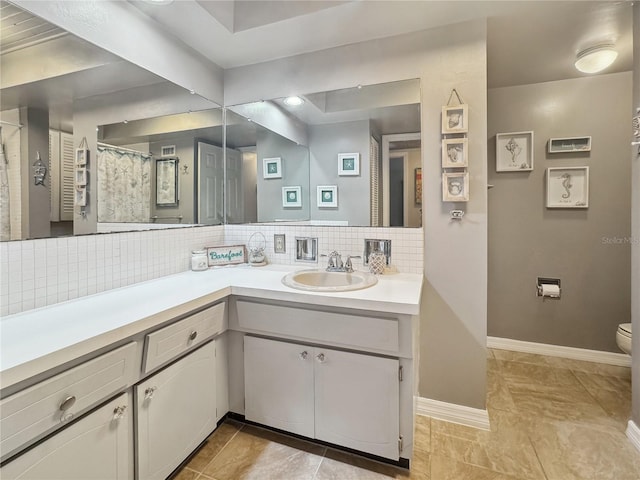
[225,225,423,273]
[1,226,224,316]
[1,225,423,316]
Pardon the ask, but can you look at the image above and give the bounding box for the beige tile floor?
[174,349,639,480]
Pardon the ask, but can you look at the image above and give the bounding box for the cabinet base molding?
[226,413,410,470]
[415,397,490,431]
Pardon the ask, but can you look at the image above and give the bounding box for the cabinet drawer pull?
[299,351,308,360]
[144,386,157,400]
[113,405,127,421]
[59,395,76,411]
[316,353,325,363]
[189,331,198,341]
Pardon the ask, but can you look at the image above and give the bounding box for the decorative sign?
[206,245,247,266]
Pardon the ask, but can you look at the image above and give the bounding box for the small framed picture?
[263,157,282,179]
[317,185,338,207]
[546,167,589,208]
[156,157,179,207]
[415,168,422,205]
[75,148,88,166]
[441,104,468,134]
[442,172,469,202]
[496,131,534,172]
[282,186,302,207]
[441,138,468,168]
[74,186,87,207]
[75,168,87,186]
[338,153,360,176]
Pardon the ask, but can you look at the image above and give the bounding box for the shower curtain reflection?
[97,145,152,223]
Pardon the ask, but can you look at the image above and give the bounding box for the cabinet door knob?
[113,405,127,421]
[59,395,76,411]
[144,386,157,400]
[316,353,325,363]
[189,331,198,341]
[299,351,308,360]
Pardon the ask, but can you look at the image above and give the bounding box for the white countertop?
[0,264,423,391]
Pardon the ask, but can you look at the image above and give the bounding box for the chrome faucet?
[323,251,361,273]
[325,251,343,271]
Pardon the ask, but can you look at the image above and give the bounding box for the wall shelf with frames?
[548,136,591,153]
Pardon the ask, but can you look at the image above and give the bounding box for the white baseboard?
[627,420,640,453]
[415,396,490,431]
[487,336,631,368]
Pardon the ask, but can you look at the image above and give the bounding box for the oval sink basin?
[282,269,378,292]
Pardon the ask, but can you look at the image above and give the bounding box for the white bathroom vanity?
[0,265,422,478]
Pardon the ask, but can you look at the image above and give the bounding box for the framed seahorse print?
[546,166,589,208]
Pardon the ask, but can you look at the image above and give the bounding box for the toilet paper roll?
[541,284,560,298]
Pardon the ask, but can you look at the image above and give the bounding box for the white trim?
[626,420,640,453]
[487,336,631,368]
[415,396,490,431]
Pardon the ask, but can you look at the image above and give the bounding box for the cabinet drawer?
[1,343,137,459]
[236,301,398,353]
[143,302,226,373]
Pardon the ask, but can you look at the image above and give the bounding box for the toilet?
[616,323,632,355]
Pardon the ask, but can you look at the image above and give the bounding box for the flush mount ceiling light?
[283,96,304,106]
[574,45,618,74]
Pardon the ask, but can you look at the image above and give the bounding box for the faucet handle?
[344,255,361,273]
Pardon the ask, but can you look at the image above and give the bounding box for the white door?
[244,336,315,438]
[0,393,130,480]
[197,142,224,224]
[225,148,244,223]
[136,341,217,480]
[314,347,400,460]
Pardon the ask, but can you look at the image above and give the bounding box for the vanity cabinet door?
[244,336,315,438]
[136,341,217,480]
[0,393,131,480]
[314,348,400,460]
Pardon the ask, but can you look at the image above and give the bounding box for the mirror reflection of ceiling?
[0,1,170,132]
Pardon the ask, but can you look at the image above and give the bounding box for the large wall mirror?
[225,79,421,227]
[97,108,226,230]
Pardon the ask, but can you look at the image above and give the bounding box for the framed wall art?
[155,157,179,207]
[263,157,282,179]
[548,136,591,153]
[442,172,469,202]
[441,104,468,134]
[441,137,468,168]
[546,166,589,208]
[496,131,534,172]
[415,168,422,205]
[317,185,338,207]
[282,186,302,207]
[338,152,360,176]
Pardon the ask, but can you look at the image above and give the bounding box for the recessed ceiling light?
[283,96,304,106]
[575,45,618,74]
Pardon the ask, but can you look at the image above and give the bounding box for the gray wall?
[226,20,489,409]
[488,73,632,352]
[308,120,370,226]
[632,2,640,428]
[256,129,310,222]
[20,108,50,239]
[149,136,197,224]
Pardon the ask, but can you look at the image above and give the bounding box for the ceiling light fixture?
[283,96,304,106]
[574,45,618,74]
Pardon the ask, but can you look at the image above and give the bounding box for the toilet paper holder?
[537,277,561,298]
